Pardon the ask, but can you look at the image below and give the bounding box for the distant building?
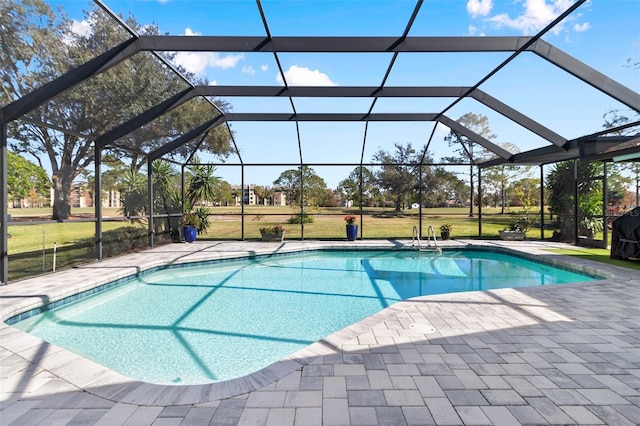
[231,184,287,206]
[46,183,121,209]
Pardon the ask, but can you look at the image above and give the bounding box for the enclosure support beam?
[418,165,423,238]
[148,115,226,162]
[135,35,534,53]
[300,167,305,241]
[359,166,364,239]
[540,165,545,240]
[531,39,640,112]
[95,145,103,261]
[1,120,8,285]
[147,158,154,248]
[181,164,186,232]
[439,116,512,161]
[603,162,608,246]
[2,39,137,123]
[478,166,483,237]
[97,88,196,149]
[573,160,579,246]
[241,165,245,241]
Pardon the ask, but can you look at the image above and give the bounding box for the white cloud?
[467,0,493,18]
[573,22,590,32]
[242,65,257,75]
[172,28,244,75]
[173,52,243,74]
[467,25,485,36]
[488,0,575,35]
[261,64,269,72]
[62,19,92,44]
[209,80,217,86]
[276,65,337,86]
[71,19,92,37]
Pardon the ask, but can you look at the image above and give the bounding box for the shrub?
[287,214,314,224]
[85,226,149,258]
[508,213,531,233]
[259,224,285,234]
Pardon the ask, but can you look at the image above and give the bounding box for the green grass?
[7,206,554,251]
[544,247,640,272]
[196,210,554,240]
[7,221,141,281]
[6,205,556,281]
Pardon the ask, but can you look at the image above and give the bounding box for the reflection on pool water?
[13,250,596,385]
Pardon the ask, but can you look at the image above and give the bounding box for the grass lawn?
[6,205,557,281]
[544,247,640,272]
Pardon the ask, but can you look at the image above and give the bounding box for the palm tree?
[253,185,267,205]
[186,159,221,207]
[152,160,181,233]
[120,170,147,221]
[184,159,221,235]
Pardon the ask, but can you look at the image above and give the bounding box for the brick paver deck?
[1,240,639,425]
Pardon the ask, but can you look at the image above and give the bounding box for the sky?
[47,0,639,188]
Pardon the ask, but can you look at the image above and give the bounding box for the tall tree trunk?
[395,194,403,212]
[51,174,72,221]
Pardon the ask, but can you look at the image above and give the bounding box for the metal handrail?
[414,225,443,253]
[412,225,421,250]
[426,225,442,253]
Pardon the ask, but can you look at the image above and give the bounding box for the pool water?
[14,250,595,385]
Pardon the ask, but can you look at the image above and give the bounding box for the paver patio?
[1,240,639,425]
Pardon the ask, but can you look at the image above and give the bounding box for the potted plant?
[439,223,452,240]
[259,224,285,242]
[181,212,201,243]
[345,215,358,241]
[578,197,604,239]
[499,213,531,241]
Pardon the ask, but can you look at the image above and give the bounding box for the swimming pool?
[13,249,596,385]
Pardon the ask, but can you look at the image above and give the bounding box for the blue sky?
[53,0,639,188]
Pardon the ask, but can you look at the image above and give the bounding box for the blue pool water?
[14,250,595,385]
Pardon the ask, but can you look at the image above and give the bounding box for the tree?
[253,185,268,205]
[372,142,425,212]
[603,164,632,207]
[603,109,640,207]
[120,169,147,220]
[510,177,540,209]
[624,162,640,207]
[482,143,531,213]
[424,167,466,207]
[443,113,496,216]
[547,160,603,241]
[273,166,327,207]
[2,2,233,220]
[7,151,51,207]
[214,181,233,206]
[337,166,377,207]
